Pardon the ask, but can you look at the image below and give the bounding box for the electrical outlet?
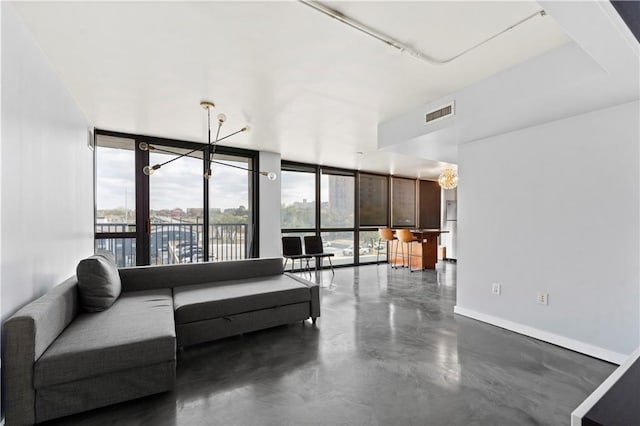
[537,292,549,305]
[492,282,501,295]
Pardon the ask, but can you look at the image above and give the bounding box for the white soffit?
[11,1,569,177]
[378,1,640,164]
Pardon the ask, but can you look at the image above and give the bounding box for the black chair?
[303,236,335,275]
[282,236,311,274]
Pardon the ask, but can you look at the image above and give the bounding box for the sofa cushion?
[76,253,122,312]
[34,289,175,388]
[173,275,311,325]
[118,258,285,292]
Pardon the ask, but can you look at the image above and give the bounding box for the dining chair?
[303,235,335,275]
[281,236,311,274]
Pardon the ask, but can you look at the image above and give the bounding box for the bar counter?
[391,229,449,270]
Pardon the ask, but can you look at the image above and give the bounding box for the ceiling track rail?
[299,0,546,65]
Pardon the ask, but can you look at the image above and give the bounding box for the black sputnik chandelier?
[139,101,277,181]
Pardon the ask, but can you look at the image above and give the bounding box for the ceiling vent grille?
[425,102,454,124]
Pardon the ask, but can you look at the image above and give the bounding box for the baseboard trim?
[570,347,640,425]
[453,305,628,365]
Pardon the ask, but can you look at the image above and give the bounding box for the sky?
[96,147,250,211]
[281,171,334,206]
[280,171,315,206]
[97,147,345,212]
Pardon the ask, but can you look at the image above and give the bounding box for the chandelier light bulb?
[143,164,161,176]
[438,168,458,189]
[138,101,272,182]
[260,171,277,180]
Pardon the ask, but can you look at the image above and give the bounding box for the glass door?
[320,169,355,266]
[94,134,137,267]
[207,154,253,261]
[148,147,204,265]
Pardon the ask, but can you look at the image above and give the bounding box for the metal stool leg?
[306,257,312,278]
[408,242,415,272]
[393,239,400,269]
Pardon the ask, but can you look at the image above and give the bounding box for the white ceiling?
[12,1,569,178]
[379,0,640,164]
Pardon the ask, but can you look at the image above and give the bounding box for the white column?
[258,151,281,258]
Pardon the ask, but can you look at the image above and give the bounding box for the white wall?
[378,2,639,169]
[258,151,281,258]
[0,4,3,421]
[1,3,94,323]
[456,100,640,363]
[440,188,457,260]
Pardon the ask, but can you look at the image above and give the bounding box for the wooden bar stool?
[396,229,419,272]
[377,228,397,267]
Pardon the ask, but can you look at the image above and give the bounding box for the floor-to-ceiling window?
[280,164,317,265]
[208,155,254,261]
[358,173,390,264]
[95,130,258,266]
[320,169,355,266]
[281,161,400,269]
[148,146,204,265]
[281,165,316,230]
[391,177,416,228]
[95,134,137,267]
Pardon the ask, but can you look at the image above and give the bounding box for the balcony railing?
[95,222,249,267]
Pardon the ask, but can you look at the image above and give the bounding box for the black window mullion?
[281,228,316,234]
[203,145,210,261]
[95,232,136,239]
[315,165,321,238]
[135,138,150,266]
[251,156,259,258]
[354,171,360,265]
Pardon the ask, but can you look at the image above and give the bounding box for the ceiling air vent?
[425,102,455,124]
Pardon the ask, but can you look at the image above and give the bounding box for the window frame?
[391,176,417,229]
[94,128,260,266]
[280,163,318,232]
[281,161,420,267]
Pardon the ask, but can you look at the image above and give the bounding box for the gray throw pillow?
[76,253,122,312]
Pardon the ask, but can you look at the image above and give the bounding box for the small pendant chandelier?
[140,101,277,181]
[438,168,458,189]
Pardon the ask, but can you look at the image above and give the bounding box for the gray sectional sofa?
[4,257,320,425]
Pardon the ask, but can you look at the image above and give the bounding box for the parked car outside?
[176,242,205,263]
[342,246,370,256]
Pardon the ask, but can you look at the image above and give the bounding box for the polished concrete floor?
[44,263,615,425]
